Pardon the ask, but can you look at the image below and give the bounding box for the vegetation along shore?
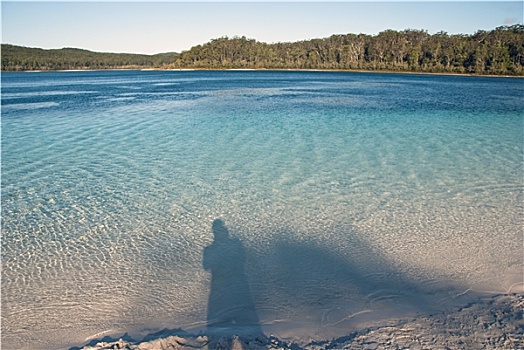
[2,25,523,75]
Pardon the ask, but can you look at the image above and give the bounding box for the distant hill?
[2,25,523,75]
[1,44,179,71]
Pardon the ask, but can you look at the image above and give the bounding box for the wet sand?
[76,293,522,350]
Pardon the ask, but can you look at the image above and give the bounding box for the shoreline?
[6,67,523,78]
[75,293,523,350]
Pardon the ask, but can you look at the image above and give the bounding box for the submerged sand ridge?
[76,293,523,350]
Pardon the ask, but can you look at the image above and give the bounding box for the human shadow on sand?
[203,219,265,341]
[71,221,471,349]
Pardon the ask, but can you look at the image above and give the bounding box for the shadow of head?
[212,218,229,241]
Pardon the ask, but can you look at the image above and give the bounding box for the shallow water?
[2,70,523,349]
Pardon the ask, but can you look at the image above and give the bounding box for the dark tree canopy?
[175,26,524,75]
[3,25,523,75]
[1,45,178,71]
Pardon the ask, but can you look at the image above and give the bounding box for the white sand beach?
[76,293,522,350]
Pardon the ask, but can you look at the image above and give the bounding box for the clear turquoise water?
[2,71,523,349]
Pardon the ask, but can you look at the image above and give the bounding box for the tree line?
[1,45,178,71]
[176,25,524,75]
[2,25,523,75]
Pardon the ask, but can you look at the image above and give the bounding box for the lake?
[1,70,523,349]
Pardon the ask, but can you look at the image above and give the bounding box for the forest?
[2,25,523,75]
[1,45,178,71]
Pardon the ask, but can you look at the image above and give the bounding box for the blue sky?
[2,2,523,54]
